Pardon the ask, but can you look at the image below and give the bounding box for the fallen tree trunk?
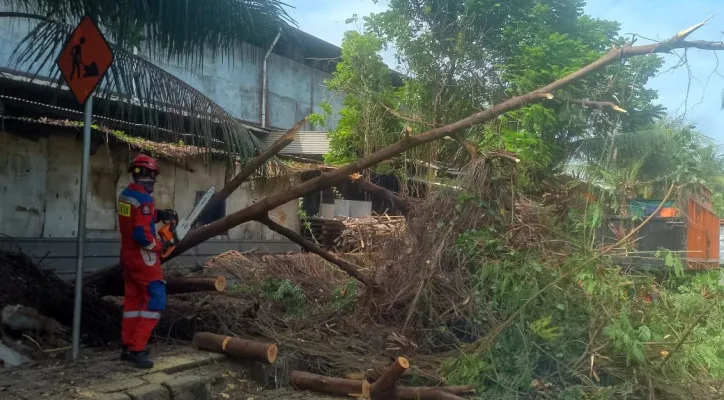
[257,214,372,286]
[84,117,308,288]
[194,116,309,226]
[289,371,471,399]
[166,276,226,294]
[166,20,723,264]
[87,275,226,296]
[350,173,410,215]
[192,331,278,363]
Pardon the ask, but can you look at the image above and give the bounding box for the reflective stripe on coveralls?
[122,310,161,319]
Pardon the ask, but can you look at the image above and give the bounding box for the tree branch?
[256,214,373,286]
[565,99,628,113]
[167,19,724,262]
[452,133,479,159]
[193,116,308,227]
[349,173,410,214]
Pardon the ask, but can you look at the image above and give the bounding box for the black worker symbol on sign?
[70,37,100,80]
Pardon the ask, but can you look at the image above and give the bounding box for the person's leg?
[121,266,142,355]
[131,264,165,353]
[122,265,156,368]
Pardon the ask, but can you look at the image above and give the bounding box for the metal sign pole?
[71,95,93,360]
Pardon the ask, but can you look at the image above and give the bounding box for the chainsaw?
[158,186,216,258]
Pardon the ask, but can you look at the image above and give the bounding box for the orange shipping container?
[685,196,719,270]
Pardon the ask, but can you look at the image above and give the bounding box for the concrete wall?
[147,44,341,130]
[0,130,302,275]
[0,2,342,131]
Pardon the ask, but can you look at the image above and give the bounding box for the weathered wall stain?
[15,205,40,214]
[0,130,300,240]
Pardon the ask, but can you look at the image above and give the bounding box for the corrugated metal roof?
[263,131,330,155]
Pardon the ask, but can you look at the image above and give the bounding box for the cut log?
[371,357,409,393]
[289,371,471,399]
[192,332,277,363]
[290,371,364,397]
[398,387,469,400]
[166,276,226,294]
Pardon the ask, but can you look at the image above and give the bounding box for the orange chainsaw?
[158,186,216,258]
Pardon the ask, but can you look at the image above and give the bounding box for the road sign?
[56,16,114,105]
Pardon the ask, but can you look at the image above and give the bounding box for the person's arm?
[131,202,160,251]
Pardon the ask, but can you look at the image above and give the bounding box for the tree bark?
[257,214,372,286]
[371,357,409,393]
[194,116,308,226]
[192,331,278,363]
[288,371,471,399]
[166,276,227,294]
[350,173,410,215]
[289,371,364,397]
[166,22,723,262]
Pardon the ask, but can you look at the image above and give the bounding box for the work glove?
[143,239,163,254]
[156,209,178,223]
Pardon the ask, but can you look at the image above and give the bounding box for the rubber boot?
[124,350,153,369]
[121,345,148,360]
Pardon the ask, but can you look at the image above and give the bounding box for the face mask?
[134,178,156,194]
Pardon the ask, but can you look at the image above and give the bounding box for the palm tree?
[0,0,295,161]
[570,118,724,213]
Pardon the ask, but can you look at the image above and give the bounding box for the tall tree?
[573,119,724,213]
[323,0,667,183]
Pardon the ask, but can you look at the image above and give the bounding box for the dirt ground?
[0,344,342,400]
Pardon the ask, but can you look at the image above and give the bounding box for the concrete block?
[126,383,170,400]
[97,393,132,400]
[249,361,278,389]
[142,372,171,385]
[152,353,225,374]
[90,377,147,393]
[162,375,209,400]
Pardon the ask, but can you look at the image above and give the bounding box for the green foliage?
[297,199,319,245]
[329,279,359,312]
[438,200,724,397]
[317,1,724,396]
[573,118,724,214]
[320,0,668,188]
[529,315,562,342]
[261,278,306,317]
[323,31,402,165]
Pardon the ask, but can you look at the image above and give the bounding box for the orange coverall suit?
[117,182,166,352]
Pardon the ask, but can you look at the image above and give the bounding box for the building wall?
[0,3,342,131]
[0,130,301,275]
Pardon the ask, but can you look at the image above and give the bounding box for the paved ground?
[0,344,338,400]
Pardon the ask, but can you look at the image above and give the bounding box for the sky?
[285,0,724,143]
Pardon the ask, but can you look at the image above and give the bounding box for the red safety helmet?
[128,154,159,176]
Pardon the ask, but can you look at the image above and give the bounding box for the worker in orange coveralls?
[117,154,177,368]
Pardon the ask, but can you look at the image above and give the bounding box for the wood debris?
[333,215,408,253]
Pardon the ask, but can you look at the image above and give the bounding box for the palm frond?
[4,14,282,177]
[7,0,296,67]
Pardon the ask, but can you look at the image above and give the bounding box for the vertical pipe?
[261,29,282,128]
[71,96,93,360]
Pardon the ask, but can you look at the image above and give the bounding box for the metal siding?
[263,131,330,155]
[685,198,719,270]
